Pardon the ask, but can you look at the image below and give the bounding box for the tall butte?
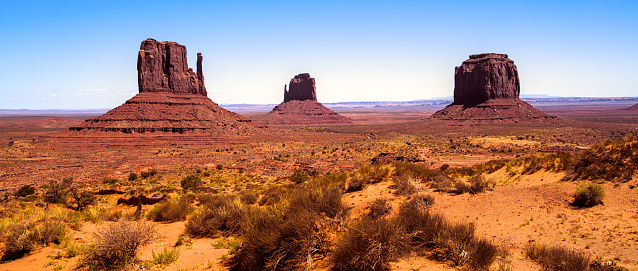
[430,53,557,123]
[251,73,351,125]
[71,38,260,134]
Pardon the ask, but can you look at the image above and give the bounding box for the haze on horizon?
[0,0,636,110]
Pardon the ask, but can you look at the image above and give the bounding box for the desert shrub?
[185,197,247,237]
[431,175,455,192]
[568,136,638,182]
[442,221,476,266]
[525,243,590,271]
[216,164,223,170]
[2,219,68,261]
[392,162,438,181]
[331,217,407,271]
[15,185,36,198]
[128,172,138,181]
[358,164,390,184]
[239,193,258,205]
[228,180,344,270]
[181,175,203,191]
[147,197,194,222]
[395,201,445,247]
[290,183,346,219]
[151,247,180,266]
[140,169,158,179]
[289,170,309,184]
[400,194,435,212]
[43,177,74,204]
[572,183,605,207]
[345,175,365,192]
[392,174,421,195]
[366,198,391,220]
[257,186,288,206]
[69,189,96,211]
[589,260,629,271]
[228,205,324,271]
[453,179,470,194]
[468,238,498,270]
[102,177,118,185]
[467,175,495,194]
[79,220,157,270]
[313,172,348,188]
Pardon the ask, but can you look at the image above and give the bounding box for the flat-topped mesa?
[454,53,519,106]
[137,38,206,96]
[284,73,317,102]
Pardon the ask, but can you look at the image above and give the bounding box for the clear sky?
[0,0,636,109]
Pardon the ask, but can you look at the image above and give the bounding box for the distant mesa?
[626,103,638,111]
[251,73,352,125]
[70,38,261,135]
[430,53,557,123]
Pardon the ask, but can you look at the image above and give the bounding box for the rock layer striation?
[430,53,556,123]
[138,38,206,96]
[71,39,261,134]
[252,73,351,125]
[454,53,519,106]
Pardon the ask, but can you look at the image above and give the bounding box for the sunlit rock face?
[137,38,206,96]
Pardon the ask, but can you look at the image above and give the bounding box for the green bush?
[140,169,158,179]
[572,183,605,207]
[151,247,180,266]
[147,197,194,222]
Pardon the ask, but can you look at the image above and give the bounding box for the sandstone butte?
[70,38,262,135]
[430,53,557,123]
[251,73,352,125]
[626,103,638,111]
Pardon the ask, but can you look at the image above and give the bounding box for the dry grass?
[79,220,157,270]
[525,243,590,271]
[146,196,194,222]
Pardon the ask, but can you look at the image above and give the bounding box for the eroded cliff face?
[251,73,351,125]
[71,39,265,134]
[137,38,206,96]
[453,53,519,106]
[284,73,317,102]
[430,53,557,124]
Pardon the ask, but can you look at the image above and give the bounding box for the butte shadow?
[429,53,558,124]
[250,73,352,125]
[70,38,264,136]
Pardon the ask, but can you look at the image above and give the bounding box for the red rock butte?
[70,39,262,135]
[251,73,351,125]
[626,103,638,111]
[430,53,557,123]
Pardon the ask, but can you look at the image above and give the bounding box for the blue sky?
[0,0,636,109]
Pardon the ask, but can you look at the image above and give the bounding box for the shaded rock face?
[284,73,316,102]
[454,53,519,106]
[138,38,206,96]
[626,103,638,111]
[430,53,557,124]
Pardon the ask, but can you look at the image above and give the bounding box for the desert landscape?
[0,36,636,271]
[1,1,637,270]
